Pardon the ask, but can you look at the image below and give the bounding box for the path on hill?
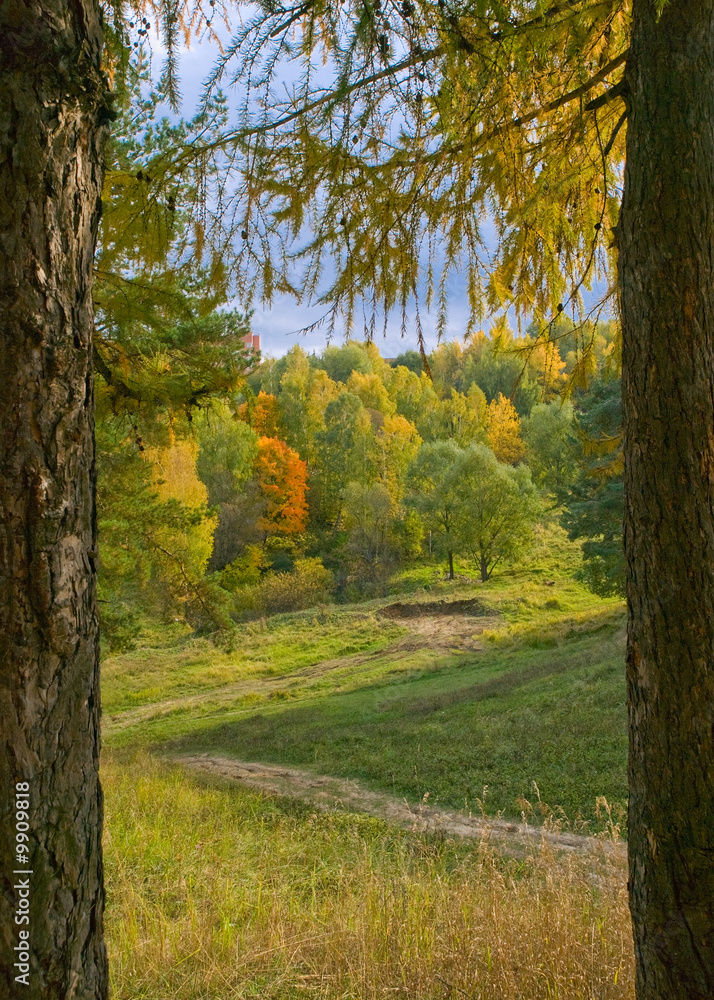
[175,753,626,860]
[105,599,502,733]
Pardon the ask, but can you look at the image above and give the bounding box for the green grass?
[103,524,627,828]
[103,752,632,1000]
[103,608,407,714]
[160,608,626,826]
[102,526,634,998]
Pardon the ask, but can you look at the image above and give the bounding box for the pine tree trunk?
[619,2,714,996]
[448,550,454,579]
[0,2,108,997]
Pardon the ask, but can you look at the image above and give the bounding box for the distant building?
[242,332,261,353]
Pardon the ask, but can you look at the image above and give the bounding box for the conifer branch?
[172,44,446,164]
[584,77,627,113]
[490,51,628,140]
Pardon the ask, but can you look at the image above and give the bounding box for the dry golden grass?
[104,752,633,1000]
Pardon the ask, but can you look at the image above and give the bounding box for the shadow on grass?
[163,621,627,826]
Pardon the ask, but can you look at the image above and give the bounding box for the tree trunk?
[619,2,714,996]
[479,555,489,583]
[448,550,454,579]
[0,2,108,998]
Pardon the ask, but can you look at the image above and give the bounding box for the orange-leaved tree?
[255,437,308,539]
[239,390,283,439]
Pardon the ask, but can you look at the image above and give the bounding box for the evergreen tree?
[560,376,624,597]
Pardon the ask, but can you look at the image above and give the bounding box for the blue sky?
[148,23,612,358]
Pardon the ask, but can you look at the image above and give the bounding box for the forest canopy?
[96,314,622,651]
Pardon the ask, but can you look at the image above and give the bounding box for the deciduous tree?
[406,440,463,579]
[452,445,541,582]
[486,393,526,465]
[254,437,309,539]
[313,392,375,528]
[238,391,283,439]
[523,400,578,497]
[342,480,397,586]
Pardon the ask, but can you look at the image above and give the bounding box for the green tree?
[461,331,545,416]
[452,445,541,582]
[342,480,398,588]
[406,440,464,579]
[420,385,488,446]
[560,376,624,598]
[391,349,423,375]
[97,420,215,651]
[429,340,465,393]
[195,401,261,570]
[522,400,578,497]
[314,340,373,384]
[273,346,312,454]
[313,392,375,529]
[387,365,438,429]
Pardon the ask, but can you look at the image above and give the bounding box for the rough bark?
[0,2,108,997]
[619,2,714,997]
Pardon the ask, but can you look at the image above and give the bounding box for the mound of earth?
[378,598,500,652]
[379,598,488,619]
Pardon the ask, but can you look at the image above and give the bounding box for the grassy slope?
[103,753,632,1000]
[103,525,627,828]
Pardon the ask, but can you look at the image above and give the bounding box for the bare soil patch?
[378,598,501,652]
[379,598,488,619]
[175,754,624,860]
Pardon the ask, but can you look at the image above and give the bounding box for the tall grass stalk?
[104,753,633,999]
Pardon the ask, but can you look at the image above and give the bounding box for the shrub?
[234,557,334,618]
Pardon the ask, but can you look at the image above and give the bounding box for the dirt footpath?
[175,753,625,860]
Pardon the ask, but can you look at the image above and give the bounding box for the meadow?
[102,526,634,998]
[103,526,626,826]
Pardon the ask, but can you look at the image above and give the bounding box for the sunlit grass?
[102,525,626,825]
[103,525,633,997]
[104,752,633,1000]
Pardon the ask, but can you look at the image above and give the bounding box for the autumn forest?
[97,316,622,651]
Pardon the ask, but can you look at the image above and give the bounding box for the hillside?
[103,526,626,829]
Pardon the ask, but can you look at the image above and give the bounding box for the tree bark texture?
[619,2,714,997]
[0,2,107,997]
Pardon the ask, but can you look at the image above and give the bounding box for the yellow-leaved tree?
[144,434,218,622]
[486,394,526,466]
